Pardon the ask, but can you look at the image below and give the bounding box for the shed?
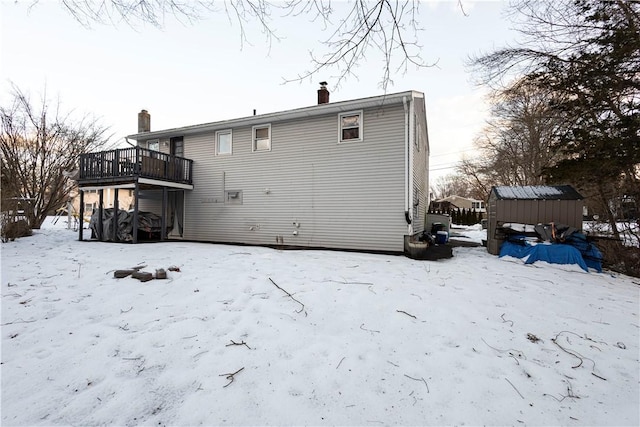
[487,185,584,255]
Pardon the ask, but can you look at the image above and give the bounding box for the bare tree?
[40,0,447,90]
[471,0,639,234]
[429,173,477,201]
[456,157,491,200]
[1,84,112,230]
[468,0,639,275]
[460,80,566,192]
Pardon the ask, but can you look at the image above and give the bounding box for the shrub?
[596,239,640,278]
[1,219,32,242]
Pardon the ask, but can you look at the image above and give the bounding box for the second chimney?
[317,82,329,105]
[138,109,150,133]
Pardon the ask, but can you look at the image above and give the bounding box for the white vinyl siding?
[411,96,429,234]
[137,193,164,217]
[182,103,408,252]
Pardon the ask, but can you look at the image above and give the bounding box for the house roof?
[127,90,424,141]
[434,195,481,204]
[491,185,583,200]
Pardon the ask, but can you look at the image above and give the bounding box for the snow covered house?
[430,194,486,213]
[76,86,429,255]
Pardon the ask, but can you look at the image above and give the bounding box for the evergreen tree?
[472,0,639,241]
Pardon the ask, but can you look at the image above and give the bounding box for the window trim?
[338,110,363,143]
[215,129,233,156]
[147,139,160,151]
[252,124,272,152]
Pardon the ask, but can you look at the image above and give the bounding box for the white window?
[339,110,363,142]
[252,124,271,152]
[472,201,485,210]
[216,130,232,155]
[147,139,160,151]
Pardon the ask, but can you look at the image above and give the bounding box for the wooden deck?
[78,147,193,187]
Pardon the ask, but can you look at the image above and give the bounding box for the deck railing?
[79,147,193,185]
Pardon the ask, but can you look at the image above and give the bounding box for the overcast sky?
[1,0,517,182]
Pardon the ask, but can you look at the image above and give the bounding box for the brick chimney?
[138,109,150,133]
[317,82,329,105]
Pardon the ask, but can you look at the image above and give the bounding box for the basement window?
[339,111,363,142]
[252,124,271,152]
[216,130,232,155]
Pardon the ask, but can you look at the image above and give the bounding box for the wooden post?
[98,189,104,241]
[78,190,84,241]
[134,146,140,175]
[133,182,139,244]
[113,188,119,242]
[161,187,168,241]
[112,149,119,177]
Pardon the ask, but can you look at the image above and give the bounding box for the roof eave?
[127,90,421,141]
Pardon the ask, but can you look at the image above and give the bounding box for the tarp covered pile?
[499,222,603,272]
[89,209,163,242]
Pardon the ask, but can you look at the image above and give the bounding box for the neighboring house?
[76,86,429,255]
[431,195,485,213]
[67,189,134,220]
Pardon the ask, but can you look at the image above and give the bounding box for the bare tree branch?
[40,0,441,90]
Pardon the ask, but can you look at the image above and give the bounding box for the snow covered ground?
[1,218,638,426]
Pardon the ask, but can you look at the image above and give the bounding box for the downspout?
[403,96,411,225]
[408,96,415,234]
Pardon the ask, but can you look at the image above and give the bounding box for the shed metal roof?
[492,185,583,200]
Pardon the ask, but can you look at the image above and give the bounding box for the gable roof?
[435,195,482,204]
[128,90,424,141]
[491,185,583,200]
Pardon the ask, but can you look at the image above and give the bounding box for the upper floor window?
[216,130,232,155]
[147,139,160,151]
[339,111,363,142]
[252,124,271,152]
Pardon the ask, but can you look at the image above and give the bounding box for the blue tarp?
[500,241,591,272]
[564,233,604,272]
